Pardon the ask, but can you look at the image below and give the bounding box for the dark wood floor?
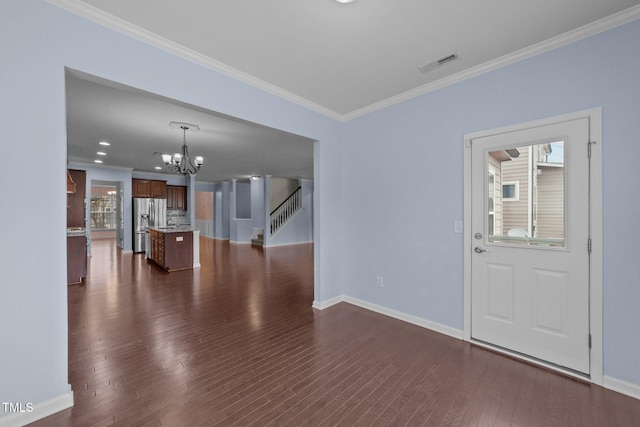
[30,238,639,426]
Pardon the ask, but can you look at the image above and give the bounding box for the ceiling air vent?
[418,52,459,74]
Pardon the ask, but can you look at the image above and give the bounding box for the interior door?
[471,117,591,374]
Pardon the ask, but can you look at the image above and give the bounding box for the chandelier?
[161,122,204,175]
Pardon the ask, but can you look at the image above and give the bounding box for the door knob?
[474,247,489,254]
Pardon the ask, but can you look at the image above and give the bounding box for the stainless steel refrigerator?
[133,198,167,253]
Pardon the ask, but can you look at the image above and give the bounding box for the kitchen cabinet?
[67,235,87,284]
[67,168,87,285]
[148,229,193,271]
[167,185,187,210]
[67,169,86,228]
[133,179,167,198]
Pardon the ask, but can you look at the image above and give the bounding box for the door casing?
[463,108,603,384]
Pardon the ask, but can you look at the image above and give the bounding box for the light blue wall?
[236,182,252,219]
[0,0,343,412]
[340,19,640,386]
[251,177,266,232]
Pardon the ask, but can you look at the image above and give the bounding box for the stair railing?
[270,186,302,235]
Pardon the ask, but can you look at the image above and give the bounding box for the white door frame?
[463,108,603,385]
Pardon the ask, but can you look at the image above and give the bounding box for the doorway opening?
[89,180,124,254]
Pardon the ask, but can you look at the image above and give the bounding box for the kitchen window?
[91,193,117,230]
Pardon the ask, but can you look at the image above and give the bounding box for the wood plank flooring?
[30,238,640,426]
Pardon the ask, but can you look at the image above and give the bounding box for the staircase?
[251,186,302,247]
[251,228,264,247]
[270,186,302,235]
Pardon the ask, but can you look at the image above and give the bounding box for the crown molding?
[48,1,640,122]
[46,0,344,121]
[342,4,640,121]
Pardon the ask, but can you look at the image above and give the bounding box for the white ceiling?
[58,0,640,182]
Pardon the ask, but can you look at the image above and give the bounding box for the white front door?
[470,117,591,374]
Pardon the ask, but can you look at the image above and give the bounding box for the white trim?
[263,240,314,248]
[46,0,640,121]
[121,249,133,255]
[341,6,640,121]
[0,387,73,427]
[463,108,603,385]
[603,376,640,401]
[45,0,343,121]
[588,110,604,385]
[343,296,464,340]
[312,295,464,340]
[312,295,344,310]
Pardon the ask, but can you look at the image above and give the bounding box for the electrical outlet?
[376,276,384,287]
[454,220,463,233]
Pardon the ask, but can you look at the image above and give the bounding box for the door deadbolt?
[474,232,483,240]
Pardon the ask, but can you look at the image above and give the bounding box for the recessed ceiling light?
[251,176,261,180]
[94,159,103,164]
[96,151,106,156]
[336,0,354,3]
[99,141,110,146]
[155,166,162,170]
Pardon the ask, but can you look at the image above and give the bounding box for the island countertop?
[147,225,198,233]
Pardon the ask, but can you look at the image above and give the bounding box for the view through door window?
[487,141,565,247]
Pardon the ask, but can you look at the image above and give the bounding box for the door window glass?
[487,141,565,247]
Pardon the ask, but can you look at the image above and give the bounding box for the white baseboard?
[264,240,314,248]
[121,249,133,255]
[343,296,464,340]
[312,295,344,310]
[311,295,464,340]
[604,375,640,400]
[0,386,73,427]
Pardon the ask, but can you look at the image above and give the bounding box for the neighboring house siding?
[536,166,564,239]
[488,154,503,236]
[501,147,530,235]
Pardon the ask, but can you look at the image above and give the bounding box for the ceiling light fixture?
[336,0,355,3]
[161,122,203,176]
[99,141,110,146]
[96,151,106,156]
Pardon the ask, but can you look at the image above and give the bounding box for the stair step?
[251,234,264,247]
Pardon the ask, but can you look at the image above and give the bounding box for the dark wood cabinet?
[67,236,87,284]
[151,180,167,198]
[149,229,192,271]
[167,185,187,210]
[133,179,167,198]
[67,169,86,228]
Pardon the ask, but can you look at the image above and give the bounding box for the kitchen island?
[146,226,200,272]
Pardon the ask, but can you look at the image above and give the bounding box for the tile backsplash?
[167,209,187,225]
